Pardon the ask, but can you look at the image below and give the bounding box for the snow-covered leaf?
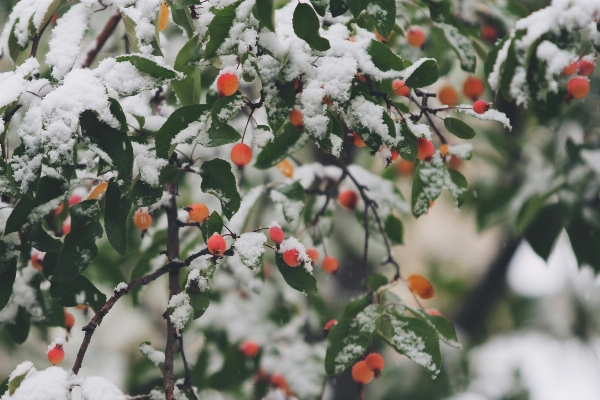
[50,275,107,312]
[255,123,310,169]
[271,181,306,223]
[433,22,477,72]
[205,1,241,59]
[200,159,241,219]
[407,307,461,348]
[235,232,267,272]
[395,120,418,162]
[155,104,212,159]
[29,223,62,253]
[275,252,318,295]
[211,93,244,125]
[403,58,440,88]
[367,40,404,72]
[367,0,396,39]
[131,179,163,207]
[116,54,181,83]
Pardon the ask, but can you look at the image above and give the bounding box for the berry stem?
[178,333,198,400]
[410,94,448,145]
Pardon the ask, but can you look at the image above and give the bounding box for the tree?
[0,0,599,399]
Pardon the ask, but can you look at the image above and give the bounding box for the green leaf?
[384,214,404,245]
[0,261,17,312]
[395,121,417,162]
[205,2,241,59]
[367,40,404,72]
[444,117,476,139]
[524,203,568,261]
[6,307,30,344]
[108,98,128,133]
[255,0,275,31]
[381,314,442,378]
[447,168,468,207]
[567,214,600,273]
[368,0,396,38]
[0,157,18,198]
[121,12,142,53]
[168,0,195,37]
[80,111,133,186]
[499,32,524,101]
[50,275,107,312]
[275,253,318,295]
[105,180,132,256]
[310,0,327,16]
[0,235,19,273]
[201,211,223,242]
[342,295,370,319]
[200,159,241,219]
[116,54,180,81]
[211,93,244,125]
[52,201,103,282]
[411,162,442,218]
[330,0,348,17]
[0,378,7,397]
[347,0,366,17]
[408,307,461,348]
[203,124,242,147]
[155,104,212,159]
[186,271,211,319]
[292,3,330,51]
[29,223,62,253]
[404,59,440,88]
[325,305,383,375]
[271,181,306,223]
[484,35,510,77]
[433,22,476,72]
[4,176,67,234]
[368,273,389,291]
[131,179,164,207]
[171,65,202,106]
[255,123,310,169]
[8,19,27,62]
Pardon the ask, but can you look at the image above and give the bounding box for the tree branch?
[178,333,198,400]
[82,11,122,68]
[30,18,52,58]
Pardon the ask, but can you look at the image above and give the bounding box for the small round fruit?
[578,59,595,76]
[390,150,399,162]
[322,95,333,106]
[217,73,239,97]
[230,143,252,168]
[365,353,385,374]
[323,319,337,332]
[283,249,300,267]
[185,203,209,223]
[338,190,359,210]
[239,340,261,358]
[355,73,367,82]
[207,233,227,256]
[31,253,43,271]
[158,2,169,31]
[416,138,435,161]
[322,256,339,274]
[440,144,449,158]
[69,194,82,207]
[306,248,320,264]
[64,309,75,331]
[392,79,410,97]
[289,109,303,127]
[396,159,415,176]
[406,273,435,299]
[438,85,458,106]
[133,210,153,230]
[269,226,285,245]
[62,218,71,236]
[480,25,497,43]
[47,344,65,365]
[472,100,491,114]
[463,76,485,100]
[562,62,577,76]
[270,374,291,394]
[427,308,442,316]
[406,27,426,48]
[352,360,374,384]
[567,76,590,99]
[352,132,367,148]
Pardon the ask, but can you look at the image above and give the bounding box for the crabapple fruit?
[472,100,491,114]
[283,249,300,267]
[392,79,410,97]
[239,340,261,357]
[217,73,239,97]
[31,253,43,271]
[207,233,227,256]
[463,76,485,100]
[365,353,385,374]
[416,138,435,161]
[306,248,320,264]
[185,203,209,223]
[480,25,497,43]
[578,59,595,76]
[562,62,577,76]
[338,190,359,210]
[133,210,152,230]
[64,309,75,331]
[47,344,65,365]
[438,85,458,106]
[352,360,374,384]
[323,319,337,332]
[230,143,252,168]
[289,109,303,127]
[406,27,426,47]
[567,76,590,99]
[406,273,435,299]
[269,226,285,245]
[322,256,339,274]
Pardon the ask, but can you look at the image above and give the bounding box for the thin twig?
[30,18,52,58]
[82,11,122,68]
[178,333,198,400]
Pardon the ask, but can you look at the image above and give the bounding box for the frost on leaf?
[235,232,267,272]
[168,292,193,330]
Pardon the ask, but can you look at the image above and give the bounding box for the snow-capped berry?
[352,360,374,384]
[47,343,65,365]
[472,100,491,114]
[230,143,252,168]
[438,85,458,106]
[31,253,43,271]
[133,210,152,230]
[306,248,320,264]
[562,62,577,76]
[352,132,366,148]
[406,274,435,299]
[365,353,385,374]
[283,249,300,267]
[567,76,590,99]
[239,340,261,358]
[406,27,426,47]
[207,233,227,256]
[392,79,410,97]
[64,309,75,331]
[416,138,435,161]
[217,73,239,97]
[289,109,303,127]
[322,256,339,274]
[158,2,169,31]
[578,59,595,76]
[185,203,209,223]
[269,226,285,245]
[463,76,485,100]
[338,190,359,210]
[323,319,337,332]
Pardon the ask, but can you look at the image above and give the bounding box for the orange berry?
[352,132,367,148]
[440,144,449,158]
[158,2,169,31]
[64,309,75,331]
[47,344,65,365]
[356,73,367,82]
[207,233,227,256]
[438,85,458,106]
[449,155,462,169]
[365,353,384,374]
[472,99,491,114]
[305,248,320,264]
[69,194,82,207]
[322,256,338,274]
[390,150,399,162]
[185,203,209,223]
[338,190,359,210]
[217,73,239,97]
[133,210,152,230]
[427,308,442,316]
[322,95,333,106]
[406,273,435,299]
[562,62,578,76]
[75,304,88,311]
[463,76,485,101]
[396,159,415,176]
[269,226,285,245]
[578,59,595,76]
[406,27,426,48]
[392,79,410,97]
[480,25,497,43]
[567,76,590,99]
[276,159,294,178]
[323,319,337,332]
[416,138,434,161]
[374,28,391,42]
[352,360,374,384]
[283,249,300,267]
[87,182,108,200]
[289,109,303,127]
[230,143,252,168]
[31,253,43,271]
[239,340,261,357]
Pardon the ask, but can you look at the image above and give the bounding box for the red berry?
[390,150,399,162]
[239,340,261,357]
[185,203,209,223]
[270,373,292,395]
[365,353,385,374]
[62,218,71,236]
[338,190,359,210]
[480,25,497,43]
[230,143,252,168]
[133,210,152,230]
[427,308,442,316]
[323,319,337,332]
[217,73,239,97]
[406,274,435,299]
[438,85,458,106]
[31,253,43,271]
[290,109,303,127]
[321,256,338,274]
[416,138,435,161]
[563,62,577,76]
[392,79,410,97]
[472,100,491,114]
[352,132,367,148]
[68,194,82,207]
[207,233,227,256]
[47,344,65,365]
[396,159,415,176]
[64,309,75,331]
[269,226,285,245]
[305,248,320,264]
[578,59,595,76]
[283,249,300,267]
[406,27,426,48]
[352,360,374,384]
[567,76,590,99]
[463,76,485,100]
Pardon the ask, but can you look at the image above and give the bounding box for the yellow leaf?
[87,182,109,200]
[276,159,294,178]
[159,2,169,32]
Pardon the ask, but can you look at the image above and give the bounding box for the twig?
[82,11,122,68]
[30,18,52,58]
[410,94,447,145]
[178,333,198,400]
